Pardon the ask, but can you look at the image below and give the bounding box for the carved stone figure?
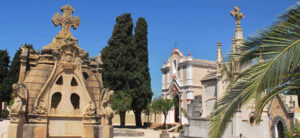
[100,88,114,125]
[10,83,27,113]
[85,101,96,116]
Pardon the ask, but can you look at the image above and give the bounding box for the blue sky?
[0,0,297,98]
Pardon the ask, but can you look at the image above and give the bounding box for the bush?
[284,126,300,138]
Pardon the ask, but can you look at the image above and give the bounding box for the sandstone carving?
[100,88,114,125]
[85,101,96,116]
[10,83,27,113]
[33,99,47,114]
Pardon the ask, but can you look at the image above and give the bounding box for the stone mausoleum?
[7,5,114,138]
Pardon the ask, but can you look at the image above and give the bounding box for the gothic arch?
[271,116,288,138]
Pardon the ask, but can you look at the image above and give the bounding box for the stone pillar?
[102,125,113,138]
[7,113,25,138]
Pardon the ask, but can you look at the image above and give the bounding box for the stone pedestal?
[22,123,47,138]
[83,124,113,138]
[7,113,25,138]
[160,131,169,138]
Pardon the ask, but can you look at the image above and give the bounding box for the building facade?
[161,48,216,124]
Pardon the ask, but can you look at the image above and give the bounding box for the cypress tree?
[0,49,10,117]
[101,13,133,127]
[130,17,153,127]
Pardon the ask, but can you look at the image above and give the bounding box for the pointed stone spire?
[230,6,245,75]
[217,42,223,78]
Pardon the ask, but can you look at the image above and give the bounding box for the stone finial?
[188,51,191,57]
[52,5,80,36]
[230,6,244,25]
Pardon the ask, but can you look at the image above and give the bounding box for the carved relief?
[100,88,114,125]
[33,99,47,114]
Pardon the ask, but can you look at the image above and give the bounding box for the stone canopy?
[7,5,114,138]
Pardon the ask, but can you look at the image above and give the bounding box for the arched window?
[70,93,80,109]
[51,92,62,109]
[71,77,78,86]
[173,59,177,74]
[249,116,255,124]
[56,76,63,85]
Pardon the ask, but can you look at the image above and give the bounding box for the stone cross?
[230,6,244,25]
[52,5,80,36]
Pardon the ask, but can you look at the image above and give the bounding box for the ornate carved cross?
[230,6,244,25]
[52,5,80,36]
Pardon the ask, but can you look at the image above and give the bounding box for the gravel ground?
[0,120,9,138]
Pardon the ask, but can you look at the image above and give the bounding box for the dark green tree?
[0,49,10,117]
[101,13,133,92]
[111,90,132,127]
[130,17,153,127]
[0,50,9,84]
[101,13,134,126]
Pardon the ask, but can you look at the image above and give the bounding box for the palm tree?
[209,2,300,138]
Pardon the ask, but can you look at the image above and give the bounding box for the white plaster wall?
[162,73,165,89]
[180,66,183,85]
[186,91,194,100]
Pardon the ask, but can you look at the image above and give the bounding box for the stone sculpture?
[10,83,27,113]
[100,88,114,125]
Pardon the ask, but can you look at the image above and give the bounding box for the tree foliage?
[111,90,132,112]
[130,17,153,127]
[152,97,173,128]
[101,13,133,92]
[209,2,300,138]
[111,90,132,127]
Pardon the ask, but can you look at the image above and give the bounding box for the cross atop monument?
[52,5,80,36]
[230,6,244,25]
